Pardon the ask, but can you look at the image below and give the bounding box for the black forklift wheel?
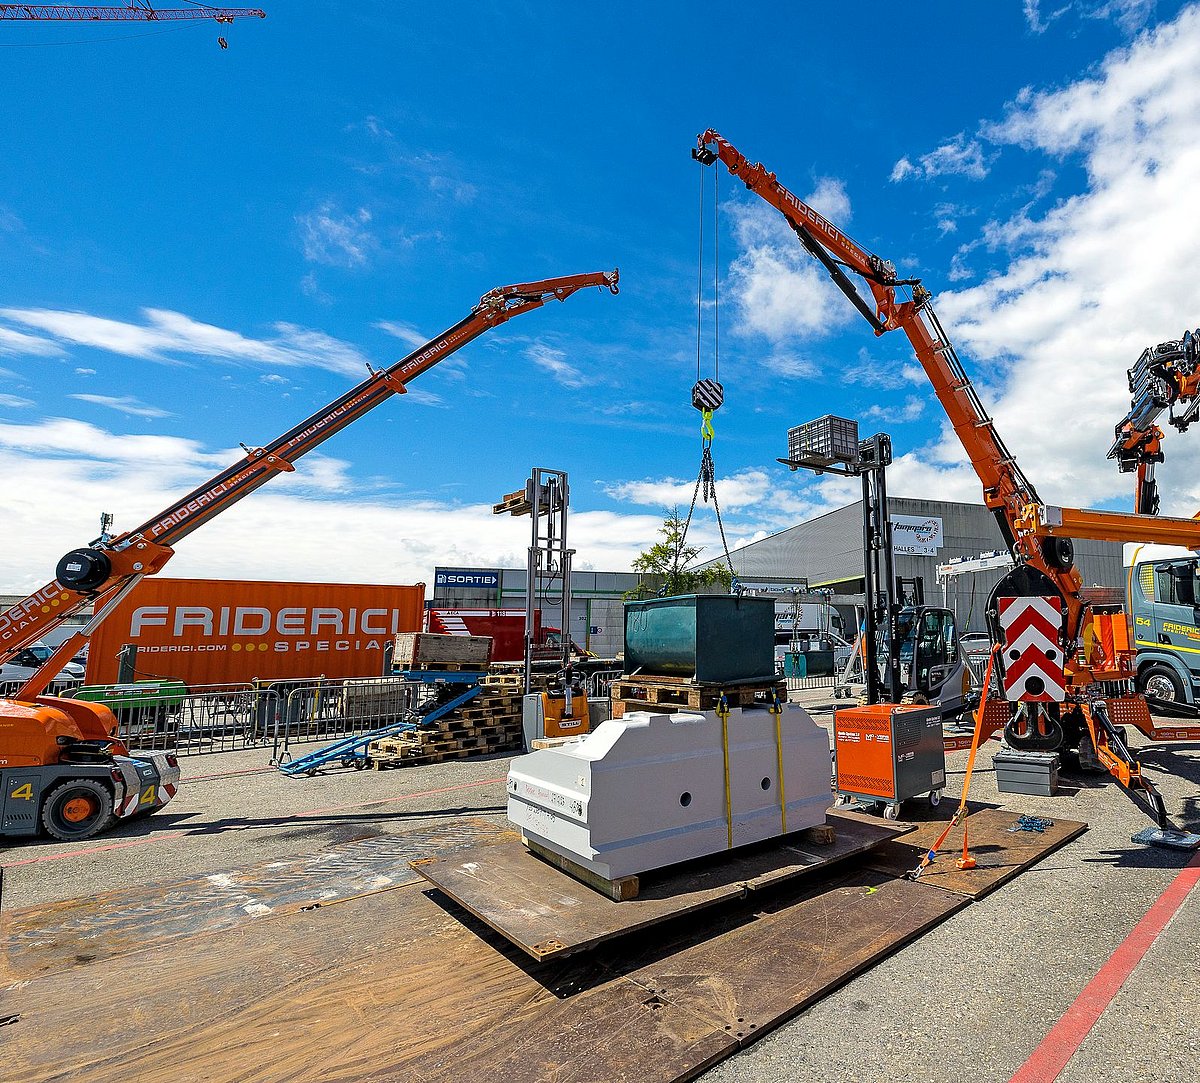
[41,779,115,841]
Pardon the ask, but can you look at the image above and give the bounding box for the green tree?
[626,507,734,600]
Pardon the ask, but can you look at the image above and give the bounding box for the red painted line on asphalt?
[1009,849,1200,1083]
[297,777,507,817]
[1,831,186,868]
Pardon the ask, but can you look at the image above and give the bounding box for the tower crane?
[0,5,266,22]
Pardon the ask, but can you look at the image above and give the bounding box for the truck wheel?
[40,779,115,841]
[1138,664,1185,703]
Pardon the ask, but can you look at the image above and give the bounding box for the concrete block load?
[507,702,832,881]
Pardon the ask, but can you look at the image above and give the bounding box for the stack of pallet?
[609,674,787,718]
[368,675,525,768]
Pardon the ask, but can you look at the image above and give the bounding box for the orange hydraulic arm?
[1107,330,1200,514]
[1,270,619,696]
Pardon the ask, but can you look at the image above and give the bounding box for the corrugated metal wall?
[710,498,1125,635]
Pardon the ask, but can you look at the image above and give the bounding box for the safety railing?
[61,675,424,758]
[783,674,840,693]
[270,676,419,765]
[585,669,622,699]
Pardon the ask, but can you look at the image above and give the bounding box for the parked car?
[0,643,86,694]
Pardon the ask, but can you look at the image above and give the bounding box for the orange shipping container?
[84,578,425,688]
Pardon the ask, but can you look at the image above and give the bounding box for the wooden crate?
[393,632,492,670]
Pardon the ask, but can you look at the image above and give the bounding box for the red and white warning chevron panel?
[997,595,1066,703]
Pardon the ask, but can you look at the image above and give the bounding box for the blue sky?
[1,1,1197,590]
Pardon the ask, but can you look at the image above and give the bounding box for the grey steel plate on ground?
[409,810,910,960]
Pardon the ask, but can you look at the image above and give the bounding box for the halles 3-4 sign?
[891,515,944,556]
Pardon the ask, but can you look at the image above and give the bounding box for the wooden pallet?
[611,677,786,712]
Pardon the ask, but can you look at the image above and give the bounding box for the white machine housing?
[507,704,832,881]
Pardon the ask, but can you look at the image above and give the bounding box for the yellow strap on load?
[770,690,787,833]
[717,693,733,848]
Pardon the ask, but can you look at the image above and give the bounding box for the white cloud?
[0,394,33,408]
[428,174,478,204]
[930,6,1200,514]
[863,395,926,424]
[401,387,449,409]
[725,195,856,346]
[296,203,377,268]
[1025,0,1157,35]
[604,469,774,512]
[0,417,661,592]
[0,324,64,357]
[375,319,429,350]
[74,367,96,376]
[526,341,587,388]
[804,177,851,224]
[0,306,373,378]
[890,134,991,182]
[71,394,173,419]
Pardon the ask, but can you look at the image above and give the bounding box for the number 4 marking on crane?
[140,786,156,806]
[10,783,33,801]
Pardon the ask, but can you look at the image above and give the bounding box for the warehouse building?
[707,497,1125,635]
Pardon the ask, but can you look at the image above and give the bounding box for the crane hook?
[218,36,229,49]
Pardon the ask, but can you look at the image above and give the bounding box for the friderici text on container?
[129,605,406,639]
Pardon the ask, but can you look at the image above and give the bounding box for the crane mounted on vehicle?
[0,269,619,842]
[693,129,1200,834]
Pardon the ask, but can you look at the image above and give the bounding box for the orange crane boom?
[0,5,265,20]
[694,130,1200,831]
[0,270,619,698]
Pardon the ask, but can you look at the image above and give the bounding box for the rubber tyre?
[40,779,115,841]
[1138,663,1185,703]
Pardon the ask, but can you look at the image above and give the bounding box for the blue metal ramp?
[276,675,484,777]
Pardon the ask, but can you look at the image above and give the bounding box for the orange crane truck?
[0,271,619,841]
[694,130,1200,839]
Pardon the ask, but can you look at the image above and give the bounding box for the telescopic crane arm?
[0,270,619,695]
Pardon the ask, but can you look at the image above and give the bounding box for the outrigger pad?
[1132,827,1200,850]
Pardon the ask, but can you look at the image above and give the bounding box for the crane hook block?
[692,379,724,413]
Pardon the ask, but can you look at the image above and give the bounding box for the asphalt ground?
[3,693,1199,1083]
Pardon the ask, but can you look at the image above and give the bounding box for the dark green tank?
[623,594,776,684]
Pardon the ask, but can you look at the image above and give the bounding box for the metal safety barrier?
[270,676,425,765]
[784,674,839,693]
[63,676,425,758]
[586,669,622,699]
